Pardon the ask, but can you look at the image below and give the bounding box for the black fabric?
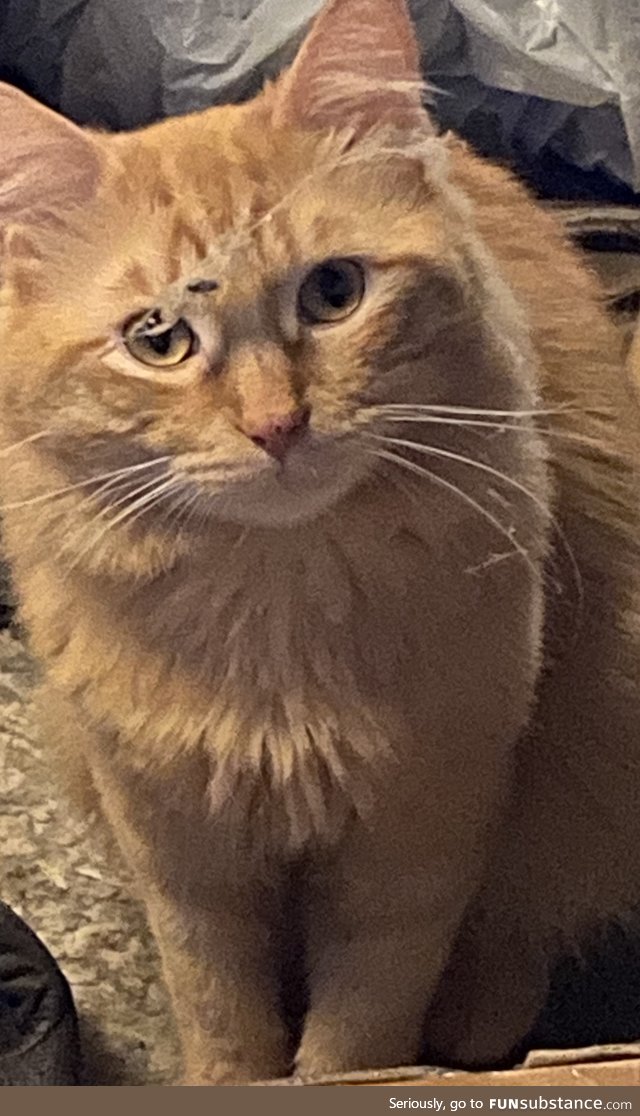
[0,565,15,631]
[0,901,79,1085]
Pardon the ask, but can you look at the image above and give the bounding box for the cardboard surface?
[371,1060,640,1088]
[294,1046,640,1087]
[260,1046,640,1086]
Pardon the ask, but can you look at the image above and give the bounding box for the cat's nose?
[243,406,311,462]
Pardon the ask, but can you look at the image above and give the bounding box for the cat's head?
[0,0,529,533]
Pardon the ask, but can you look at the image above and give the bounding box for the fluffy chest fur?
[14,460,546,856]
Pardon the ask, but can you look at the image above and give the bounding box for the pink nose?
[243,406,311,462]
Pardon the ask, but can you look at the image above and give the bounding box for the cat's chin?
[211,475,355,529]
[197,448,368,529]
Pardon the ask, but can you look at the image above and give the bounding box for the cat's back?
[445,140,640,937]
[447,137,626,394]
[449,136,639,540]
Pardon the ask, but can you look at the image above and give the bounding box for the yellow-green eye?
[298,259,365,325]
[123,310,198,367]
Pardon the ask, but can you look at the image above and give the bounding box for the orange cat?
[1,0,640,1085]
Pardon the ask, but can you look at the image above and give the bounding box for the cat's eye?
[122,309,198,368]
[297,259,365,325]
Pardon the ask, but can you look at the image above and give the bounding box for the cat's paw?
[181,1055,291,1086]
[294,1036,415,1082]
[424,1031,525,1073]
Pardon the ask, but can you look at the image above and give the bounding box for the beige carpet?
[0,630,180,1085]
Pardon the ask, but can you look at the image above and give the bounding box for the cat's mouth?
[184,435,367,529]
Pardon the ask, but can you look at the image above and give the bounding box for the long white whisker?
[114,479,183,536]
[176,487,204,536]
[154,482,193,533]
[56,474,174,566]
[97,477,179,532]
[370,431,548,498]
[371,403,578,419]
[85,472,171,530]
[64,476,180,575]
[72,467,165,518]
[0,456,171,513]
[0,430,54,458]
[225,120,433,254]
[368,447,536,574]
[369,413,597,446]
[369,433,583,609]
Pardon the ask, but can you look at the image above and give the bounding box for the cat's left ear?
[0,83,103,230]
[272,0,433,137]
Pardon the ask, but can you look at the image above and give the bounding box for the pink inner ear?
[273,0,429,135]
[0,83,102,227]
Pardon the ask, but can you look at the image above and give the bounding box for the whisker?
[368,412,598,447]
[72,467,164,518]
[172,486,202,535]
[178,487,206,536]
[224,121,431,254]
[98,477,180,532]
[56,473,173,567]
[0,456,171,513]
[367,447,536,575]
[118,480,184,535]
[370,432,549,502]
[369,433,583,612]
[64,476,181,575]
[155,482,194,533]
[0,430,53,458]
[80,472,173,533]
[371,403,580,419]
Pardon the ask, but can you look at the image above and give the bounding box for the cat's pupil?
[133,310,177,355]
[123,309,196,367]
[318,266,352,308]
[146,328,173,355]
[297,258,364,325]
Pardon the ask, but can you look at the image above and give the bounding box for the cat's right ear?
[0,83,102,232]
[271,0,433,137]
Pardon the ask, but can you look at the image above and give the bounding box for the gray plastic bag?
[1,0,639,189]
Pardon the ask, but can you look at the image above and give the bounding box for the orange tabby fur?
[1,0,640,1083]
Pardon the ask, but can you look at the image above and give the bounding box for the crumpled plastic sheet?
[1,0,640,189]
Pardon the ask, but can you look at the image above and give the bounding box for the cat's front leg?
[424,906,549,1069]
[295,747,507,1079]
[88,754,291,1085]
[149,894,291,1085]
